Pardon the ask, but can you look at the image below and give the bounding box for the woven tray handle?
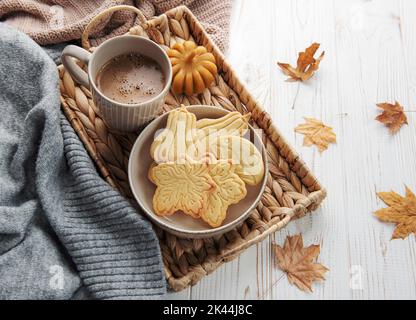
[82,5,148,50]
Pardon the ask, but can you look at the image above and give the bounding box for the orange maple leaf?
[273,234,329,292]
[294,117,336,152]
[375,186,416,240]
[375,101,408,134]
[277,43,325,82]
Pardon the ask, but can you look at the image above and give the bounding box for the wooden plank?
[168,0,416,299]
[268,0,351,299]
[331,0,416,300]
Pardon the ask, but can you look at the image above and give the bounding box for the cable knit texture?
[0,0,232,51]
[0,23,166,300]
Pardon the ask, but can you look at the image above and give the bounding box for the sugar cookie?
[196,111,251,141]
[149,162,216,218]
[201,161,247,227]
[206,135,264,185]
[150,106,198,163]
[148,107,264,228]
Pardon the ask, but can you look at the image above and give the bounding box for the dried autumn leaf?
[294,117,336,152]
[375,186,416,240]
[375,101,408,134]
[273,234,329,292]
[277,43,325,82]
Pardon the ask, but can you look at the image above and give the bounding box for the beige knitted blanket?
[0,0,232,51]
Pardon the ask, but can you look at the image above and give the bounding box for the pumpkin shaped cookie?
[168,41,217,95]
[206,135,265,186]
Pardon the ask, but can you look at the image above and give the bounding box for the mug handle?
[61,45,91,88]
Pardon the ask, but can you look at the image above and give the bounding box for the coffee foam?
[96,52,165,104]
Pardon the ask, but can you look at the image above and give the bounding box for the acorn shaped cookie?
[168,41,218,95]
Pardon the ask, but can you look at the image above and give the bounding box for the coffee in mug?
[61,36,172,131]
[96,53,165,105]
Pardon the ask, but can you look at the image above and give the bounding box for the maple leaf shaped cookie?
[375,101,408,134]
[277,43,325,82]
[273,234,329,292]
[294,117,336,152]
[375,186,416,240]
[149,162,215,218]
[202,161,247,228]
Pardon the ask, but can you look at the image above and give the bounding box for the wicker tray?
[58,5,326,291]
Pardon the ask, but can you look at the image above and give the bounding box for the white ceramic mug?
[61,35,172,131]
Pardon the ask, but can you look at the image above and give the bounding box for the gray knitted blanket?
[0,24,166,299]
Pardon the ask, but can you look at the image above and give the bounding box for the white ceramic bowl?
[128,105,268,238]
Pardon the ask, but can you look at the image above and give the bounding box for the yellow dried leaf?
[273,234,329,292]
[375,101,408,134]
[294,117,336,152]
[375,186,416,240]
[277,43,325,82]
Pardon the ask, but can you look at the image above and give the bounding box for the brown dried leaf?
[375,186,416,240]
[294,117,336,152]
[273,234,329,292]
[375,101,408,134]
[277,43,325,82]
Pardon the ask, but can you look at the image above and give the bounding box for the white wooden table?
[168,0,416,299]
